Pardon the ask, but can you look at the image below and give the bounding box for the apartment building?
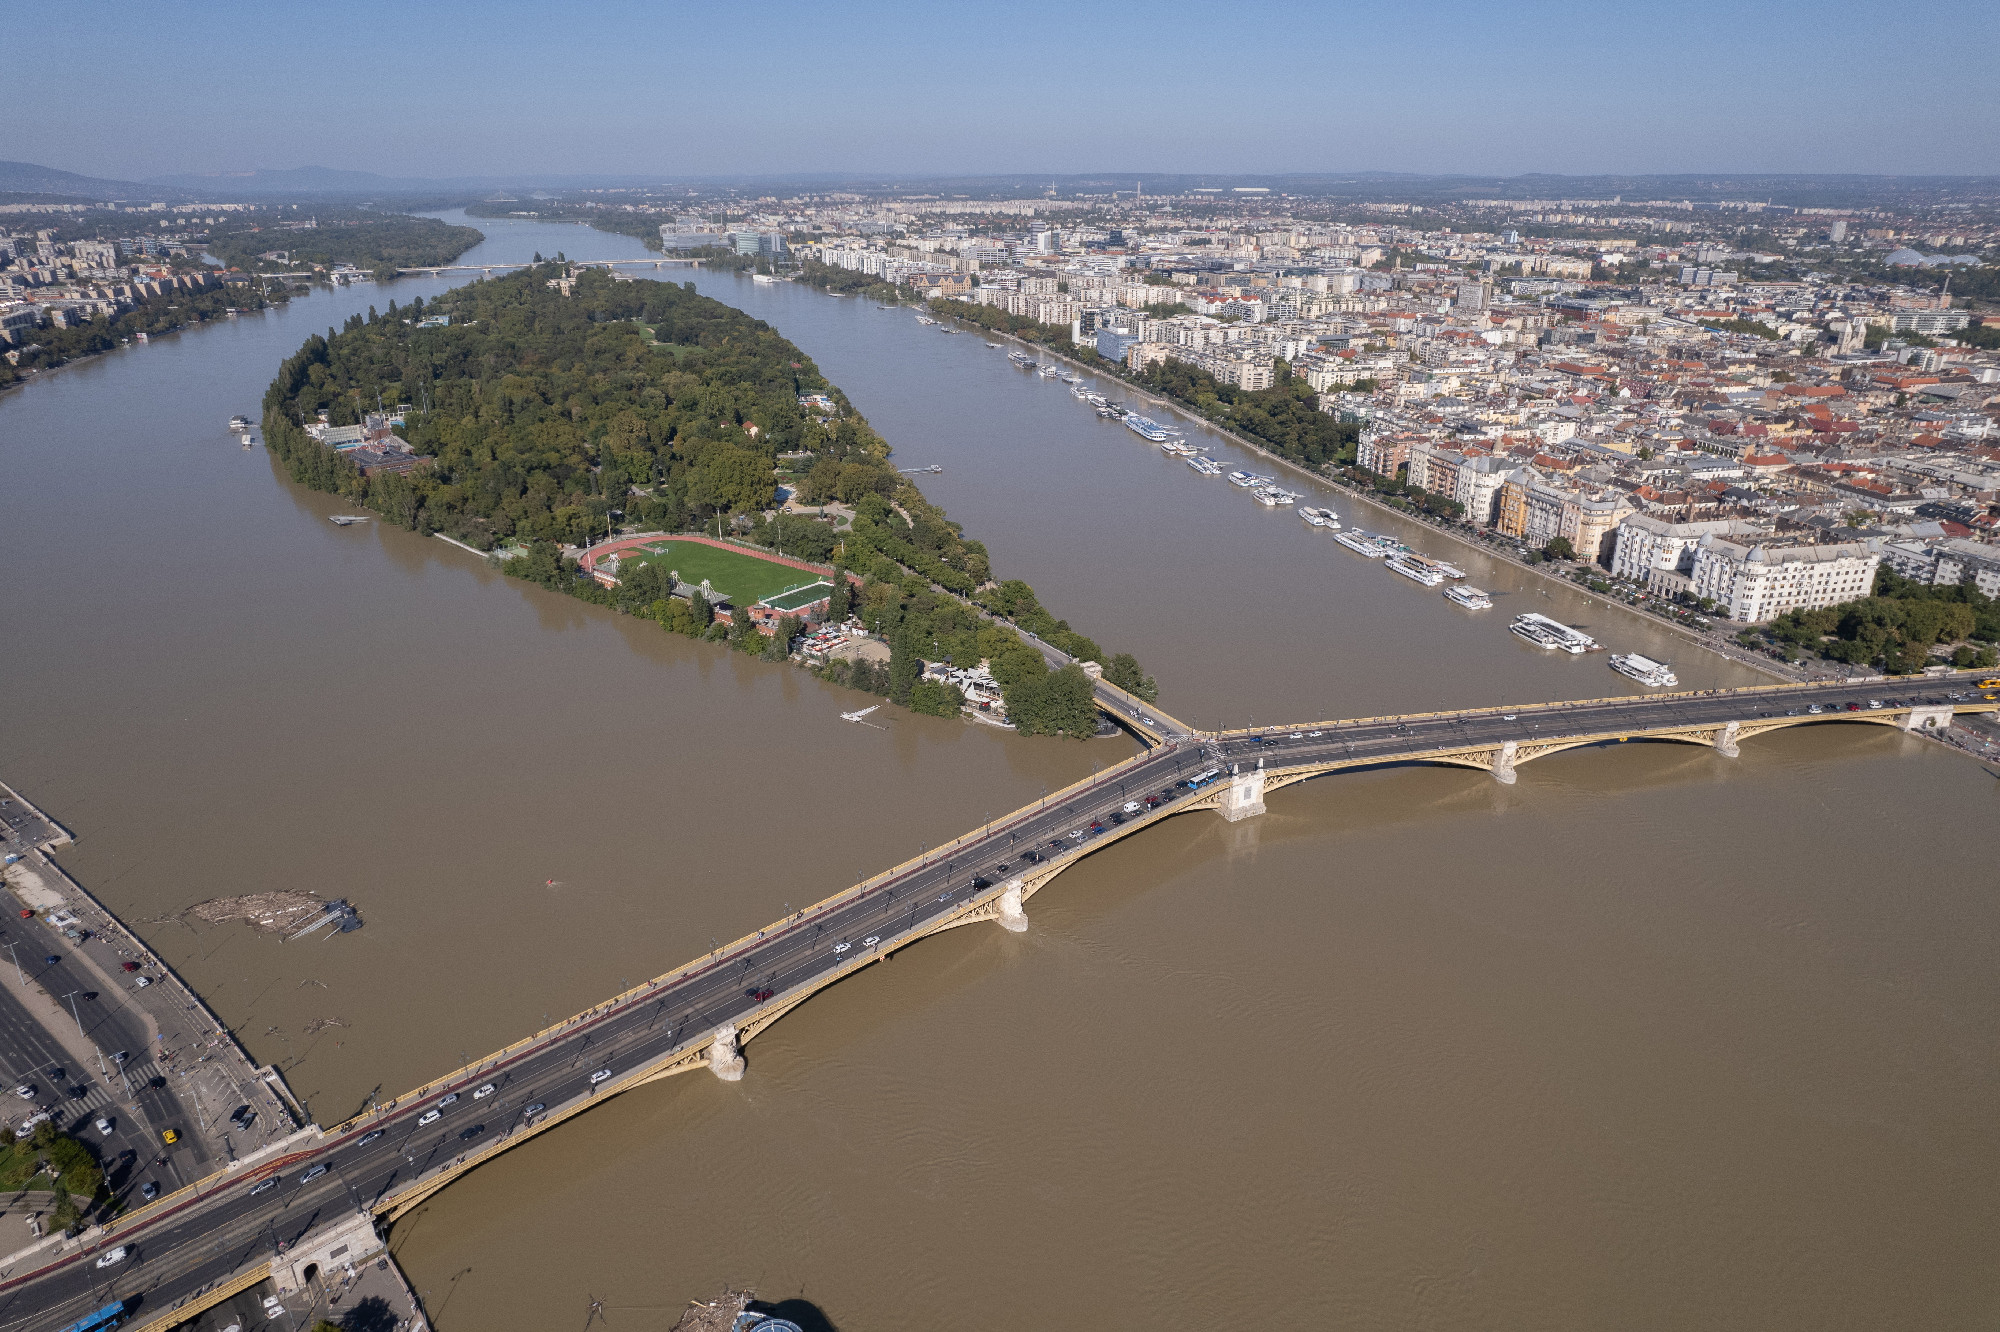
[1687,537,1883,622]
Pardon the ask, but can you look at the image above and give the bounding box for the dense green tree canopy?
[262,265,1153,734]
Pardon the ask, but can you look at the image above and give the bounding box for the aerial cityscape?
[4,4,2000,1331]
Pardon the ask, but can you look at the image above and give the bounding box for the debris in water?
[670,1289,755,1332]
[188,892,329,934]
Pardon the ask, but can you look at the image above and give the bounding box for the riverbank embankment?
[951,316,1796,684]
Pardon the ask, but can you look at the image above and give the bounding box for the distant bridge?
[6,674,1994,1332]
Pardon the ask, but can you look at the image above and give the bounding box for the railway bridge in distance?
[7,674,1994,1332]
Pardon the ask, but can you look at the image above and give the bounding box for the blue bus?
[56,1301,130,1332]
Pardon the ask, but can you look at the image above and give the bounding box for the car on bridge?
[299,1164,327,1183]
[589,1067,613,1084]
[418,1109,442,1126]
[473,1083,496,1100]
[93,1246,129,1269]
[459,1124,485,1141]
[359,1130,383,1146]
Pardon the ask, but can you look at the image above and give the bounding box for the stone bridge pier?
[1900,704,1956,733]
[1219,761,1267,821]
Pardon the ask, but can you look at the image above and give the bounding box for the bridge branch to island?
[6,675,1995,1332]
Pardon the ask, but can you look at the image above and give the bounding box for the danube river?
[3,214,1997,1329]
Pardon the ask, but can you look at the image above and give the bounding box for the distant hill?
[143,165,432,195]
[0,159,150,198]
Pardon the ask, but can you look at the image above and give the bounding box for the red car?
[121,961,141,973]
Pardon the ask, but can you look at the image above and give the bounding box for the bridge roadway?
[3,675,1992,1332]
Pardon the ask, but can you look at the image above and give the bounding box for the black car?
[994,862,1011,874]
[1108,812,1124,825]
[459,1124,486,1142]
[1048,839,1065,852]
[1020,849,1042,864]
[970,875,991,890]
[229,1105,254,1130]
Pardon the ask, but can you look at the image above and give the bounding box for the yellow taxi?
[161,1128,179,1145]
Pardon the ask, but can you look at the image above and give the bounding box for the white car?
[11,1084,33,1100]
[94,1116,113,1136]
[863,936,879,948]
[134,976,152,988]
[472,1083,496,1100]
[833,941,851,955]
[1121,801,1142,814]
[588,1068,612,1085]
[95,1246,129,1268]
[418,1109,441,1126]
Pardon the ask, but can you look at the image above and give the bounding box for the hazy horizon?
[20,0,1999,183]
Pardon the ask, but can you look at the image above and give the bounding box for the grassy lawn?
[620,541,818,605]
[0,1139,50,1192]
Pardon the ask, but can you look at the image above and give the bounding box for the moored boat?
[1610,652,1678,687]
[1443,584,1493,609]
[1386,554,1448,586]
[1125,415,1172,442]
[1334,528,1392,557]
[1509,612,1599,654]
[1299,506,1340,528]
[1187,455,1224,475]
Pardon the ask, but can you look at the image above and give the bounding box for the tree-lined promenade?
[263,266,1154,735]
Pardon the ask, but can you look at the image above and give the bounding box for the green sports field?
[620,541,817,605]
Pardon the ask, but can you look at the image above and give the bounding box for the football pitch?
[621,541,816,605]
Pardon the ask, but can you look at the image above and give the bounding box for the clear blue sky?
[22,0,1999,180]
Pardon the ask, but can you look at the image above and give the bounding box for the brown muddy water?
[1,216,1995,1329]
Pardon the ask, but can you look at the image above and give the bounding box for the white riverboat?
[1443,584,1493,609]
[1125,414,1173,442]
[1509,612,1599,654]
[1386,552,1460,585]
[1187,455,1224,475]
[1334,529,1395,558]
[1253,487,1297,507]
[1385,554,1448,586]
[1609,652,1679,687]
[1299,506,1340,528]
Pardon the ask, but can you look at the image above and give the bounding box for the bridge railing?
[1207,676,1896,740]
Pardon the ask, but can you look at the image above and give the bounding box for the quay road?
[3,675,1993,1332]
